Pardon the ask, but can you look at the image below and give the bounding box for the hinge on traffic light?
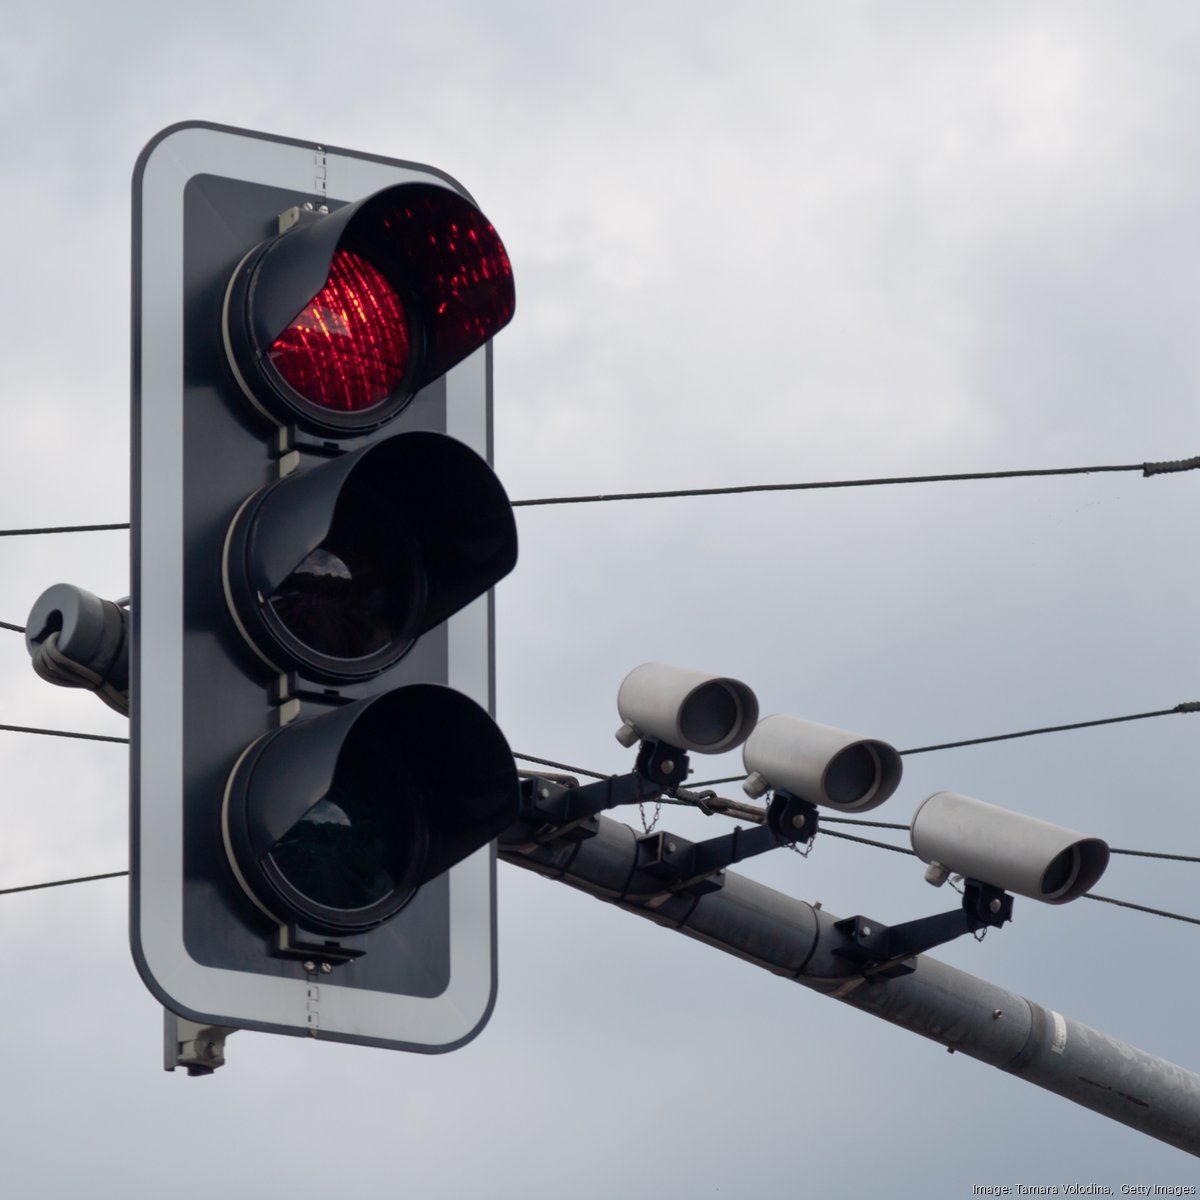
[278,924,368,965]
[277,202,329,234]
[281,425,360,459]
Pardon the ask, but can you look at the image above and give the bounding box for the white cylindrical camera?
[741,714,903,812]
[910,791,1109,904]
[615,662,759,755]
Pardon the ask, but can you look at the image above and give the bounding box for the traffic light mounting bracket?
[831,881,1015,978]
[516,739,821,897]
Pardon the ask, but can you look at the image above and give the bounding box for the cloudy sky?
[1,0,1198,1193]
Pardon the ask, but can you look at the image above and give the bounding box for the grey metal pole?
[500,813,1200,1156]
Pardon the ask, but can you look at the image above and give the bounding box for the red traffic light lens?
[267,250,411,412]
[386,198,513,381]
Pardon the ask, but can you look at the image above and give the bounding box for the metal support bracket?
[636,824,771,894]
[519,771,664,830]
[517,772,823,893]
[633,737,690,790]
[164,1010,238,1075]
[633,793,822,895]
[832,881,1015,976]
[764,791,820,843]
[277,923,368,964]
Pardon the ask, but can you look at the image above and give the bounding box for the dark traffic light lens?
[267,542,416,662]
[268,250,410,412]
[268,787,421,912]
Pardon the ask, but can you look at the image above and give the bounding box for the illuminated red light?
[381,200,514,382]
[268,251,410,411]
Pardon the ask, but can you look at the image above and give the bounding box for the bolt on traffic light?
[132,121,520,1056]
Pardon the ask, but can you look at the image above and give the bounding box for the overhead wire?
[0,450,1196,534]
[685,701,1200,788]
[0,522,129,537]
[0,870,128,897]
[899,703,1200,756]
[511,453,1200,507]
[7,702,1183,759]
[6,698,1177,758]
[0,722,127,745]
[1082,893,1200,927]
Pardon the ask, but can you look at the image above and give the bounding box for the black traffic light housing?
[132,122,520,1055]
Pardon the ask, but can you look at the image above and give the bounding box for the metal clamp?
[832,881,1015,977]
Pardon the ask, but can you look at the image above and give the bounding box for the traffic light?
[131,121,520,1055]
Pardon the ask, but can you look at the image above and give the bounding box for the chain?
[638,799,662,834]
[784,838,815,858]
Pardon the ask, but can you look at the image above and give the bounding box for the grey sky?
[1,2,1198,1194]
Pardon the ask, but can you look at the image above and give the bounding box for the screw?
[203,1041,220,1061]
[861,925,873,938]
[660,759,675,775]
[302,202,314,211]
[320,962,333,975]
[992,1009,1003,1020]
[667,841,677,853]
[303,960,316,973]
[791,813,807,830]
[539,786,551,799]
[989,898,1002,914]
